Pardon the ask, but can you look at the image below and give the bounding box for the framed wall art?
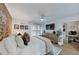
[14,24,29,30]
[46,24,55,30]
[14,24,19,29]
[25,25,28,30]
[20,25,25,30]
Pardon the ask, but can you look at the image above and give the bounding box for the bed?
[0,35,62,55]
[16,36,46,55]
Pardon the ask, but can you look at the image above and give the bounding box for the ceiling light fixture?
[40,14,44,22]
[40,18,44,22]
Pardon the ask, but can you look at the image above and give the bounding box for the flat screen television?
[46,24,55,30]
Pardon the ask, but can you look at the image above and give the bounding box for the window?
[31,25,43,36]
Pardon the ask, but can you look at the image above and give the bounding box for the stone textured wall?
[0,3,12,41]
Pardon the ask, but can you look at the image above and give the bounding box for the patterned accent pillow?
[22,32,30,45]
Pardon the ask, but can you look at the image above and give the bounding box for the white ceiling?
[5,3,79,24]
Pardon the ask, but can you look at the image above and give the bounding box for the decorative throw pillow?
[17,33,22,36]
[22,32,30,45]
[15,35,25,49]
[0,39,8,55]
[4,35,17,54]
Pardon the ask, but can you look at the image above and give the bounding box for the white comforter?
[15,36,62,55]
[35,36,62,55]
[16,36,46,55]
[0,35,61,55]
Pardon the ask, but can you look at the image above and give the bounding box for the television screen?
[46,24,55,30]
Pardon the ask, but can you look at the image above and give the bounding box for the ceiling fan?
[38,10,52,22]
[40,14,52,22]
[40,14,45,22]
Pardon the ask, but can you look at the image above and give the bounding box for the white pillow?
[15,36,25,49]
[4,35,17,54]
[0,39,8,55]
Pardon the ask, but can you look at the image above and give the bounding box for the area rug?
[47,45,62,55]
[53,45,62,55]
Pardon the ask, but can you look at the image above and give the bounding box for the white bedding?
[15,36,62,55]
[15,36,46,55]
[0,35,61,55]
[35,36,62,55]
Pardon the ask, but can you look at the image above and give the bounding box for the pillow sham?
[15,35,25,49]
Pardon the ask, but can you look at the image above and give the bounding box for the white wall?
[48,15,79,30]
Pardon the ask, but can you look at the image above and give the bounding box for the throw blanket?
[35,36,62,55]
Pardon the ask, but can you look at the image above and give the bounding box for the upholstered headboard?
[0,3,12,41]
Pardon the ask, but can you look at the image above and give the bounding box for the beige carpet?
[59,42,79,55]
